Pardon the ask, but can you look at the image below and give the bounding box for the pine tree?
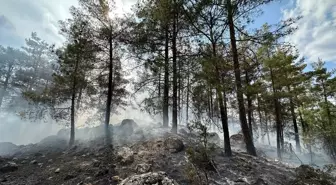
[226,0,257,156]
[79,0,129,146]
[0,46,27,110]
[183,0,232,156]
[54,6,99,145]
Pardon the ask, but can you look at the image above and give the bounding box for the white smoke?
[0,113,61,145]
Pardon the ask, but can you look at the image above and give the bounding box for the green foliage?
[296,60,336,161]
[184,121,217,184]
[292,165,335,185]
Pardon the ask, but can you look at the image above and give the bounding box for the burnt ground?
[0,124,335,185]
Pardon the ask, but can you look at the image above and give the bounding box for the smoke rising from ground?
[0,107,332,167]
[0,113,61,145]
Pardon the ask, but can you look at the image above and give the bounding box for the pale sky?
[1,0,335,64]
[281,0,336,63]
[0,0,136,47]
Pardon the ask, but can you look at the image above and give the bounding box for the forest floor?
[0,123,335,185]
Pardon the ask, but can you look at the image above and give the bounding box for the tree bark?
[69,55,80,146]
[158,69,161,98]
[0,65,12,109]
[322,80,332,126]
[178,55,182,124]
[76,87,83,111]
[288,86,301,152]
[218,89,232,156]
[257,95,263,142]
[298,108,307,133]
[212,39,232,156]
[172,0,178,133]
[163,23,169,128]
[227,0,256,156]
[245,70,253,139]
[104,34,113,146]
[270,67,282,159]
[186,64,190,125]
[265,112,271,145]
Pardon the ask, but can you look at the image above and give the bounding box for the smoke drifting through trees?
[1,0,336,162]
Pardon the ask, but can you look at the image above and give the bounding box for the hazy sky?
[0,0,135,47]
[0,0,335,65]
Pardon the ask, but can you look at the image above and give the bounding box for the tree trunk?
[227,0,256,156]
[322,80,332,126]
[245,70,253,139]
[288,86,301,152]
[210,90,214,119]
[104,34,113,146]
[178,55,182,124]
[0,65,12,109]
[172,0,178,133]
[163,23,169,128]
[208,88,212,118]
[298,108,307,133]
[186,64,190,125]
[265,112,271,145]
[69,56,80,146]
[270,67,282,159]
[257,95,263,142]
[212,38,232,156]
[76,87,83,111]
[158,69,161,98]
[28,53,42,91]
[218,89,232,156]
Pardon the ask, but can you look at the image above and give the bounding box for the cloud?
[0,0,78,47]
[0,15,22,46]
[0,0,136,47]
[281,0,336,62]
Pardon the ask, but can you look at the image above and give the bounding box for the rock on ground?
[230,133,245,147]
[117,119,138,137]
[119,171,179,185]
[208,132,220,144]
[0,162,18,173]
[164,137,184,153]
[117,147,134,165]
[136,163,152,173]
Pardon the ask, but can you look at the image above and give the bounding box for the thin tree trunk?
[104,34,113,146]
[298,108,307,133]
[69,56,79,146]
[227,0,256,156]
[208,88,212,118]
[186,64,190,125]
[217,89,232,156]
[29,53,43,91]
[288,86,301,152]
[212,39,232,156]
[172,0,178,133]
[245,70,253,139]
[158,69,161,98]
[0,65,12,109]
[257,95,263,142]
[322,80,332,126]
[270,67,282,159]
[265,112,271,145]
[210,90,214,119]
[178,55,182,125]
[76,87,83,111]
[163,23,169,128]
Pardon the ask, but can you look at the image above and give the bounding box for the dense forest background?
[1,0,336,162]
